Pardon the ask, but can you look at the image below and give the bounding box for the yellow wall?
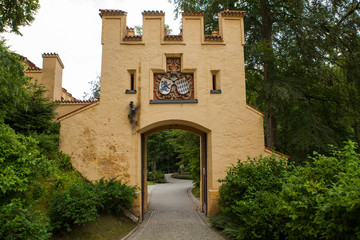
[27,53,64,101]
[58,10,272,217]
[25,53,90,120]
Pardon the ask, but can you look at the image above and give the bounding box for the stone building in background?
[25,10,278,219]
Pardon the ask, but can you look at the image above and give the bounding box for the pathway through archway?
[127,174,224,240]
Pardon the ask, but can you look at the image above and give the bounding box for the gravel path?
[126,174,224,240]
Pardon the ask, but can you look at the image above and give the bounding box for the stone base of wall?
[208,189,221,217]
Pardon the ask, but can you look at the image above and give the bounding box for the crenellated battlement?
[99,9,246,45]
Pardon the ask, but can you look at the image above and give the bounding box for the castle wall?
[58,10,272,217]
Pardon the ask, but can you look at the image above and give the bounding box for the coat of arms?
[154,58,194,100]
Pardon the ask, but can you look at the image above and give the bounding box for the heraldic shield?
[154,57,194,100]
[174,78,189,95]
[159,77,172,95]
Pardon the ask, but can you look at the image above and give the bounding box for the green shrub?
[210,154,289,240]
[48,178,138,232]
[212,141,360,240]
[0,199,50,240]
[0,123,50,203]
[279,140,360,239]
[147,171,166,183]
[94,178,138,215]
[48,183,99,232]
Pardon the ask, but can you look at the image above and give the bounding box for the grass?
[51,214,136,240]
[147,181,156,185]
[192,186,200,198]
[171,173,192,180]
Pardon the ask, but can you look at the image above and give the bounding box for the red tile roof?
[182,11,204,16]
[57,101,99,121]
[99,9,126,17]
[219,10,247,17]
[123,35,142,41]
[265,147,290,159]
[204,35,223,41]
[246,104,264,116]
[54,100,96,104]
[17,54,41,70]
[164,35,183,41]
[142,10,165,16]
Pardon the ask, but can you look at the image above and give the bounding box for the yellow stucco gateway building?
[27,9,276,219]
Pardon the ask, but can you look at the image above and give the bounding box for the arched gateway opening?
[56,9,274,221]
[139,120,210,218]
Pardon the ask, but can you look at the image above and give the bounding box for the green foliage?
[0,40,28,119]
[175,131,200,187]
[94,178,138,215]
[0,123,50,203]
[5,82,57,135]
[83,74,100,101]
[48,179,138,233]
[133,24,171,35]
[146,130,200,185]
[0,40,57,136]
[171,172,192,180]
[0,199,50,240]
[212,141,360,239]
[0,0,40,35]
[147,171,166,183]
[170,0,360,163]
[280,140,360,239]
[48,183,99,232]
[147,130,180,173]
[211,155,288,240]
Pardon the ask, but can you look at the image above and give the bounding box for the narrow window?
[131,74,135,90]
[210,70,221,93]
[212,74,216,90]
[125,70,137,94]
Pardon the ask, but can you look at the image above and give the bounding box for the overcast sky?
[2,0,181,99]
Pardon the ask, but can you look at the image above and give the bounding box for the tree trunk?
[266,115,277,148]
[261,0,277,149]
[151,160,156,172]
[354,120,360,146]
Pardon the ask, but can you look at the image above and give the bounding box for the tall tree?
[0,40,28,120]
[170,0,360,162]
[170,0,305,148]
[83,74,101,101]
[0,0,40,35]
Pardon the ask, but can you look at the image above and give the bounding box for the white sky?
[2,0,181,99]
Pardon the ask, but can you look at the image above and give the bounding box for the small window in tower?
[125,70,137,94]
[212,74,216,90]
[130,74,135,90]
[210,70,221,93]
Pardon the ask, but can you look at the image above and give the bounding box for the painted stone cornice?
[142,10,164,16]
[54,100,98,104]
[123,35,142,41]
[219,10,247,17]
[164,35,183,41]
[204,35,223,41]
[99,9,127,17]
[42,53,64,68]
[182,11,204,16]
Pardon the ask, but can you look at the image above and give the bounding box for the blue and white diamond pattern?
[175,78,189,95]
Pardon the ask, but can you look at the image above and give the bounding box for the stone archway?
[138,120,210,219]
[56,10,276,220]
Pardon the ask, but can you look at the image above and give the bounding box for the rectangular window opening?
[131,74,135,90]
[210,70,221,94]
[125,70,137,94]
[212,74,216,90]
